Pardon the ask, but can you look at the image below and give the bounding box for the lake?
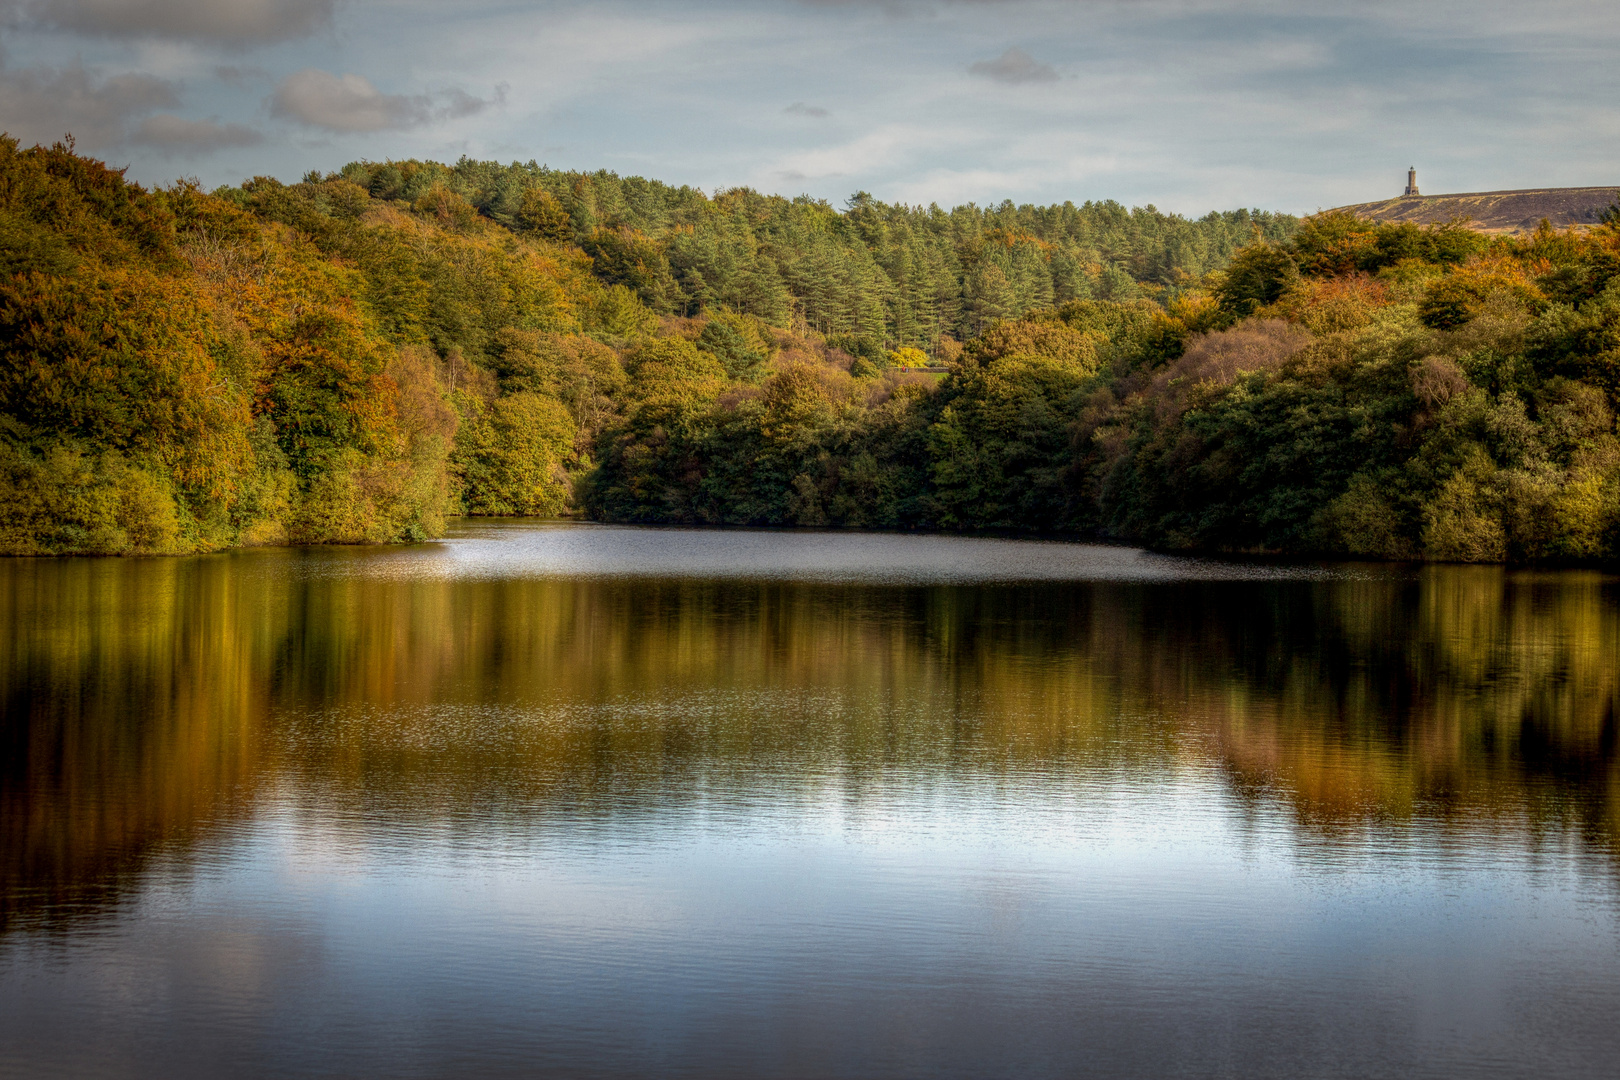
[2,522,1618,1078]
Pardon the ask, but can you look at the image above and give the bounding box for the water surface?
[3,522,1618,1078]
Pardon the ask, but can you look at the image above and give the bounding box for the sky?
[2,0,1618,216]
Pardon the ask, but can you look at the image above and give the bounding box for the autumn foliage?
[7,138,1620,562]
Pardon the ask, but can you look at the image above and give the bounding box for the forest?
[3,136,1619,562]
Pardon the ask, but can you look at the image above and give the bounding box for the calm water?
[2,522,1618,1078]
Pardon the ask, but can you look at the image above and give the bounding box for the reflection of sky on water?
[320,519,1371,584]
[6,769,1612,1078]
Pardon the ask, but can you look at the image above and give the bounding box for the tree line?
[589,209,1620,562]
[334,156,1294,351]
[5,137,1620,562]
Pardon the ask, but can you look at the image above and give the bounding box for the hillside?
[7,138,1620,564]
[326,158,1296,350]
[0,137,1292,556]
[1335,187,1619,234]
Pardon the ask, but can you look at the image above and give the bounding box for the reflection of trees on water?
[0,558,267,933]
[1180,569,1619,845]
[3,553,1617,930]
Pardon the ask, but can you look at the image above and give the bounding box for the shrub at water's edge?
[6,138,1620,561]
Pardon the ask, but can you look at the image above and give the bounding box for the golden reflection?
[3,552,1617,927]
[0,556,271,930]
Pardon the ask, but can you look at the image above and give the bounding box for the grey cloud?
[0,60,176,148]
[17,0,336,46]
[213,65,268,86]
[132,113,262,150]
[271,69,420,132]
[797,0,917,13]
[969,47,1058,84]
[785,102,830,118]
[796,0,1046,18]
[270,68,503,133]
[441,85,506,121]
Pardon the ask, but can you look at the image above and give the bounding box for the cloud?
[8,0,1619,209]
[16,0,336,46]
[968,47,1058,84]
[438,86,502,121]
[132,113,262,150]
[765,124,961,183]
[213,65,268,86]
[270,68,503,133]
[891,150,1124,207]
[785,101,830,118]
[0,60,177,148]
[271,69,419,132]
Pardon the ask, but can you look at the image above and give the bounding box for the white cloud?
[765,125,952,183]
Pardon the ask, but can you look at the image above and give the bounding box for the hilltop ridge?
[1333,186,1618,234]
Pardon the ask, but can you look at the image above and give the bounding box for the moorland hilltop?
[1337,182,1619,234]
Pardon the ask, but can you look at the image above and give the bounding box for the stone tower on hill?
[1404,167,1420,196]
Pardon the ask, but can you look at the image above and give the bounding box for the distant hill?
[1332,187,1619,234]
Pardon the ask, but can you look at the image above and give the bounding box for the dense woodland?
[4,137,1620,562]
